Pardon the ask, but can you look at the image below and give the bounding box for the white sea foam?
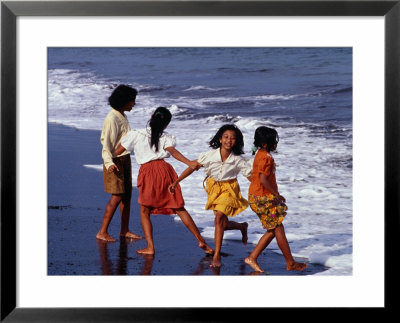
[183,85,231,92]
[83,164,102,171]
[50,69,352,275]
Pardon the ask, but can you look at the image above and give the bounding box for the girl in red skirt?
[115,107,213,255]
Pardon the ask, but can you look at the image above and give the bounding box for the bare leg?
[96,194,123,242]
[175,207,213,254]
[212,211,228,267]
[226,220,248,244]
[245,229,275,272]
[119,190,142,240]
[275,224,307,271]
[137,205,155,255]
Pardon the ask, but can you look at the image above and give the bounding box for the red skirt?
[137,159,184,215]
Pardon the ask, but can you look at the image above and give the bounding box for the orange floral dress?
[248,149,287,230]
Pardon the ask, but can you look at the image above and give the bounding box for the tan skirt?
[137,159,184,215]
[103,154,132,194]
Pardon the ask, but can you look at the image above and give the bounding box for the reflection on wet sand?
[96,239,154,275]
[116,239,127,275]
[97,239,272,276]
[248,271,269,276]
[192,252,247,276]
[192,254,270,276]
[96,239,113,275]
[192,256,218,275]
[139,254,154,275]
[96,239,130,275]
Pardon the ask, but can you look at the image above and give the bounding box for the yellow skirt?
[204,177,248,217]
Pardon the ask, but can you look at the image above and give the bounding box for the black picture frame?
[1,0,398,321]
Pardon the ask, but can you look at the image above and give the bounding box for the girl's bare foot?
[96,232,116,242]
[241,222,248,245]
[137,247,155,255]
[120,231,142,240]
[198,241,214,255]
[210,254,221,268]
[286,262,307,271]
[244,257,264,272]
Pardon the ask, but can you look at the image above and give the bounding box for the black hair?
[209,124,245,155]
[253,126,279,154]
[148,107,172,152]
[108,84,138,111]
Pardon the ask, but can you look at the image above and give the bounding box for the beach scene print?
[48,47,352,275]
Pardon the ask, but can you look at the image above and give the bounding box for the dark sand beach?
[48,123,328,276]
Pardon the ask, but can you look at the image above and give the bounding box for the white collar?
[209,148,236,164]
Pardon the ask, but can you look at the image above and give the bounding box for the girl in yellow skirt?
[169,124,252,268]
[245,126,307,273]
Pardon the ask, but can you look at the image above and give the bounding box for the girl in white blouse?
[169,124,252,268]
[115,107,213,256]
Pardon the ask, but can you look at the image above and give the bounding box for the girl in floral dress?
[245,126,307,273]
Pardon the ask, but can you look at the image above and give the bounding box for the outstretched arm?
[168,166,198,194]
[115,143,126,156]
[165,146,201,170]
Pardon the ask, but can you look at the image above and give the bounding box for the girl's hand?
[168,182,177,194]
[188,160,202,171]
[108,164,119,173]
[277,194,286,204]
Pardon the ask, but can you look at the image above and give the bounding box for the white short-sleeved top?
[120,128,176,165]
[198,148,252,182]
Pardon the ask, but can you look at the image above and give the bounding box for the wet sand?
[48,123,328,275]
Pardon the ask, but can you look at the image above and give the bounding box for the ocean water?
[48,47,352,275]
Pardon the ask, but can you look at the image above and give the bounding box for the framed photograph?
[2,0,399,321]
